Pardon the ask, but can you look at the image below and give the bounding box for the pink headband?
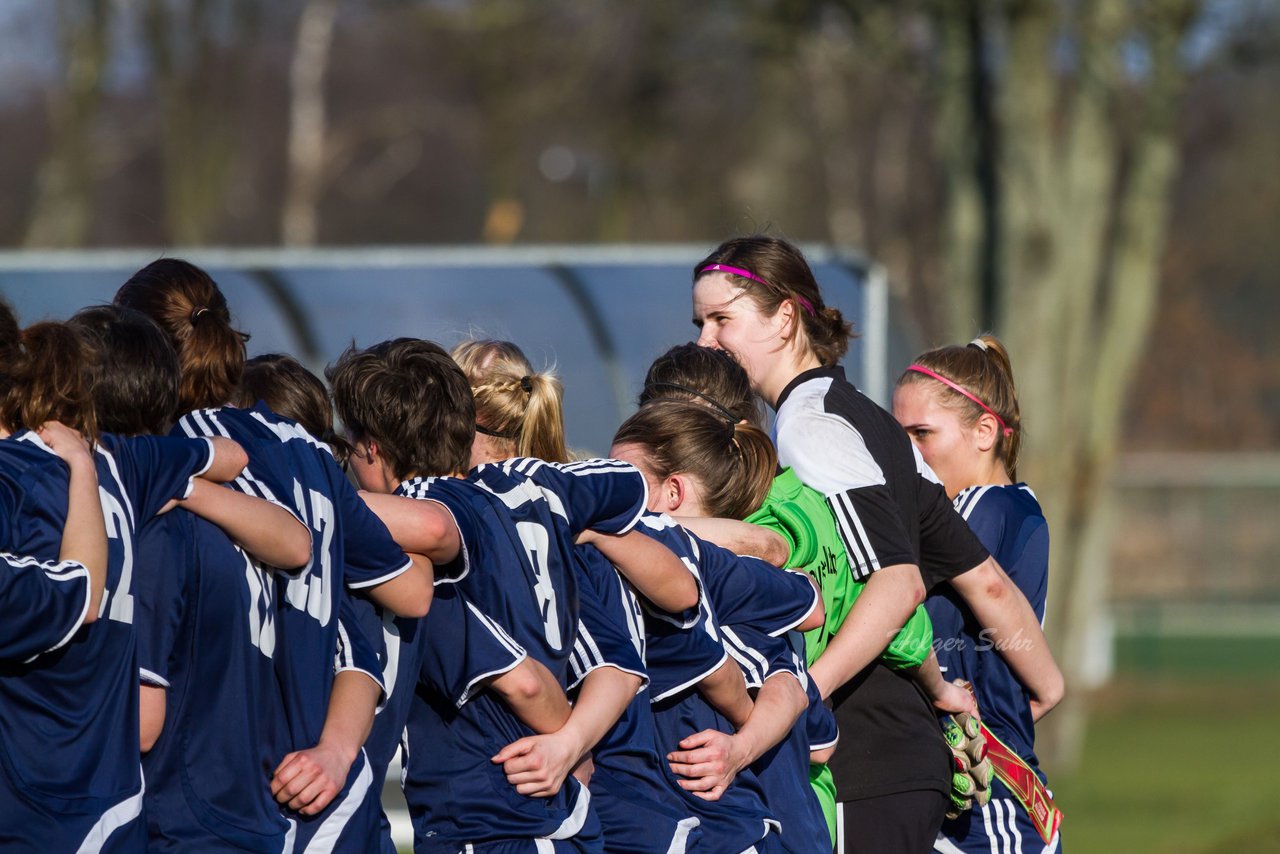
[906,365,1013,436]
[697,263,816,317]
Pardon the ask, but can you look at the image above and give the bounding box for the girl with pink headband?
[692,235,1062,853]
[894,334,1064,853]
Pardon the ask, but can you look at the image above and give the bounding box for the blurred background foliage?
[3,2,1278,848]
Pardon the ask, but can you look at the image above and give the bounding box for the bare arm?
[179,480,312,569]
[808,562,925,700]
[488,657,573,734]
[200,437,249,483]
[271,670,380,816]
[492,666,643,798]
[38,422,108,622]
[911,650,979,717]
[669,673,809,800]
[797,575,826,632]
[675,517,791,568]
[360,492,461,566]
[139,684,166,753]
[583,528,698,613]
[949,556,1064,720]
[695,655,754,730]
[359,553,434,619]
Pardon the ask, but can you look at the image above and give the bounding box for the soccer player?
[0,301,110,660]
[894,336,1063,852]
[0,420,107,664]
[0,321,247,852]
[237,352,584,854]
[329,337,694,853]
[65,306,320,852]
[612,401,831,854]
[690,236,1063,852]
[454,339,706,853]
[116,261,433,851]
[638,343,944,846]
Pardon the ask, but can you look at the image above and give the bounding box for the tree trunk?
[282,0,340,247]
[937,0,1194,770]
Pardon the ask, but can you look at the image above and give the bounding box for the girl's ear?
[773,297,797,340]
[662,473,686,514]
[972,412,1001,454]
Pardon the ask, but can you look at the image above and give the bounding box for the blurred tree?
[23,0,111,247]
[141,0,265,244]
[282,0,340,246]
[933,0,1199,769]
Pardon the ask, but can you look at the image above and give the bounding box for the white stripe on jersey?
[95,446,137,529]
[13,556,91,662]
[1008,798,1025,854]
[576,622,604,668]
[647,649,728,705]
[830,492,879,579]
[465,601,526,660]
[185,410,287,506]
[333,620,353,672]
[471,477,569,522]
[0,552,90,577]
[282,818,297,854]
[546,782,592,840]
[666,817,701,854]
[74,767,144,854]
[301,750,374,853]
[720,626,769,688]
[954,485,994,521]
[931,831,967,853]
[835,803,845,854]
[560,458,636,475]
[139,668,170,689]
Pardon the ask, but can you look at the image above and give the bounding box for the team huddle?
[0,236,1064,854]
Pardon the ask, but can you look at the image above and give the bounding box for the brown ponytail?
[613,399,776,520]
[1,322,98,439]
[694,236,854,367]
[452,339,569,464]
[897,333,1023,479]
[113,259,249,413]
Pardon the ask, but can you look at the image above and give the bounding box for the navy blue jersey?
[931,484,1053,854]
[139,510,294,851]
[175,404,410,852]
[288,597,389,854]
[174,405,410,745]
[0,552,90,663]
[353,582,526,854]
[0,460,93,661]
[804,678,839,753]
[391,475,603,850]
[574,545,702,854]
[928,485,1048,771]
[728,626,830,854]
[0,431,211,853]
[630,513,783,852]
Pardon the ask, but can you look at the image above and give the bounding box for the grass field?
[1050,676,1280,853]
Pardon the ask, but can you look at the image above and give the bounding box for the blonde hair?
[451,339,569,464]
[897,333,1023,479]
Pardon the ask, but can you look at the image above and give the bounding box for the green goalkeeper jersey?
[744,466,933,669]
